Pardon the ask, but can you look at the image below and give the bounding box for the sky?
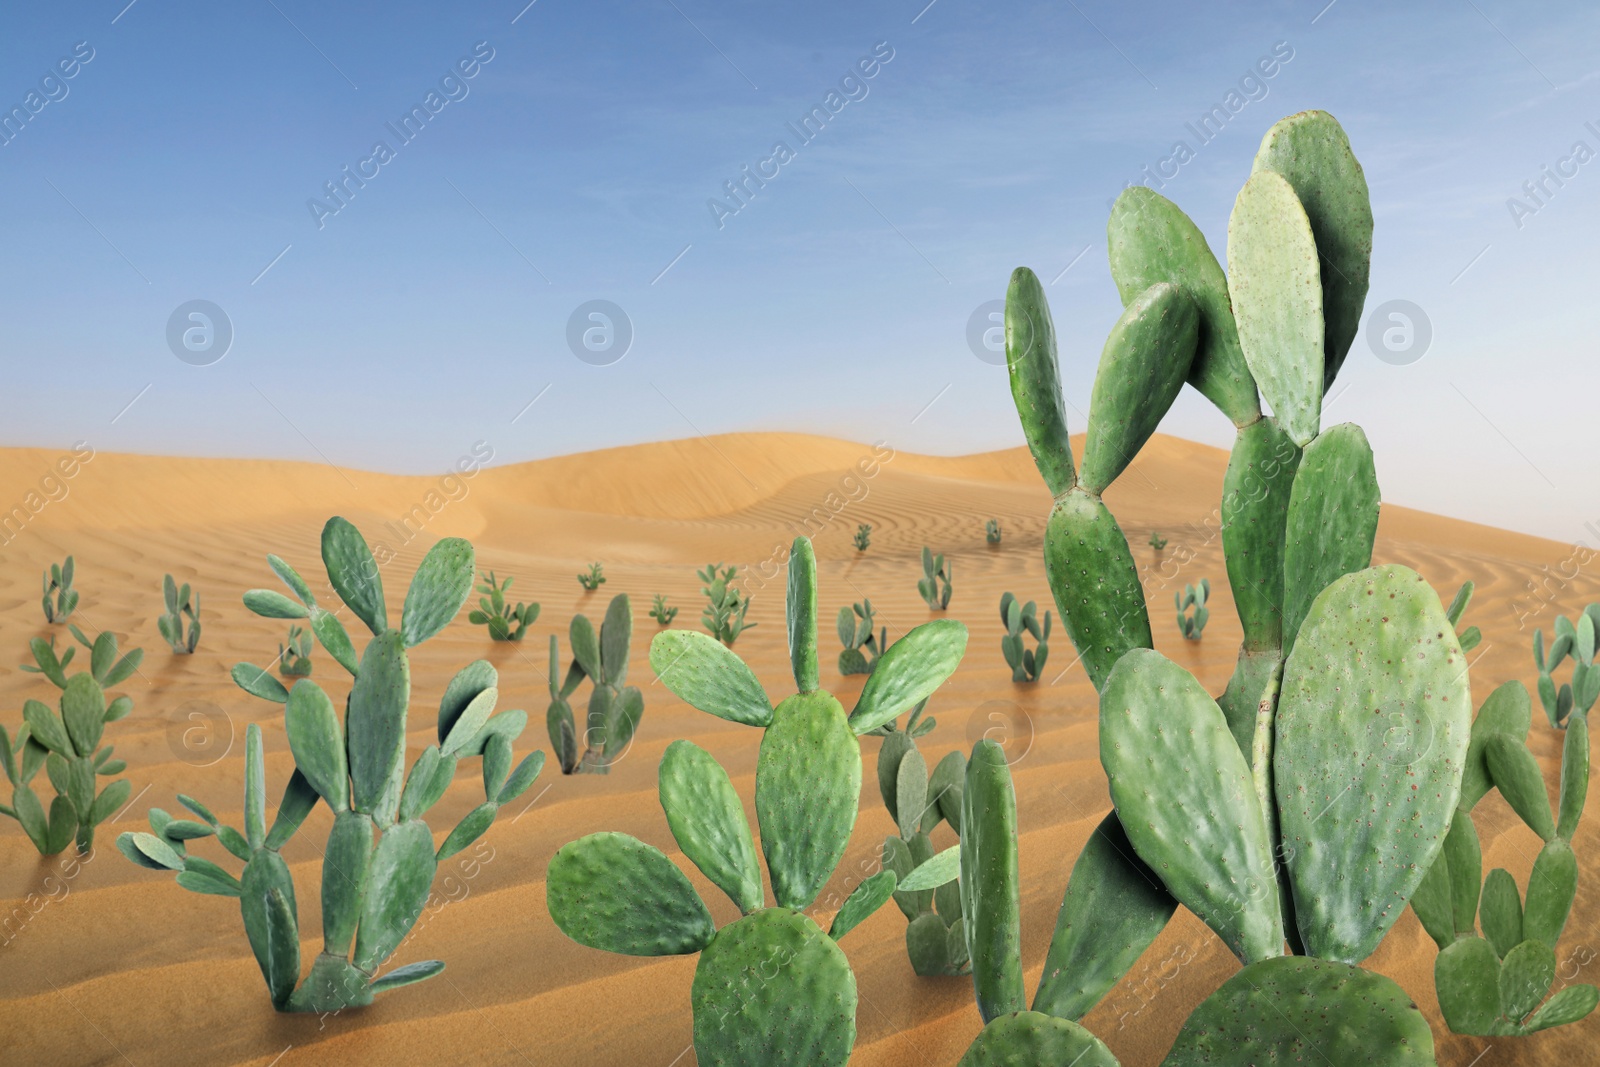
[0,0,1596,543]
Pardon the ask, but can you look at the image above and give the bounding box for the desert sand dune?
[0,432,1593,1066]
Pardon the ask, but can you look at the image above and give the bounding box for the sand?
[0,432,1592,1066]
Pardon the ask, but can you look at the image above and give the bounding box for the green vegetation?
[468,569,539,641]
[698,562,755,646]
[853,523,872,551]
[648,594,678,626]
[999,592,1049,683]
[1532,603,1600,728]
[837,598,884,676]
[1148,531,1167,551]
[985,519,1002,545]
[577,562,606,591]
[1175,579,1210,641]
[41,556,77,623]
[278,624,313,678]
[157,574,201,654]
[918,546,953,610]
[546,594,642,775]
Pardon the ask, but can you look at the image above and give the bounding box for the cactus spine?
[918,546,953,610]
[41,556,78,623]
[545,594,643,774]
[157,574,201,653]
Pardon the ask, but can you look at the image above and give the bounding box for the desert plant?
[867,699,967,977]
[999,592,1049,683]
[853,523,872,551]
[118,518,542,1012]
[917,546,953,610]
[648,594,678,626]
[2,628,139,855]
[157,574,202,653]
[1531,603,1600,728]
[985,519,1002,545]
[577,562,605,590]
[546,594,643,775]
[698,562,755,646]
[1446,580,1483,652]
[836,598,885,676]
[468,569,539,641]
[278,625,313,678]
[41,556,78,623]
[1148,531,1167,551]
[1174,578,1209,640]
[546,536,967,1066]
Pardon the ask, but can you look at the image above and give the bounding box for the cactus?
[41,556,79,623]
[1447,580,1483,653]
[119,518,542,1012]
[985,519,1002,545]
[278,624,313,678]
[699,562,756,646]
[545,594,643,775]
[649,594,678,626]
[853,523,872,552]
[1148,531,1167,551]
[836,599,884,676]
[468,569,539,641]
[546,536,967,1066]
[157,574,202,653]
[1174,578,1209,641]
[998,592,1049,683]
[2,627,140,854]
[1532,603,1600,728]
[866,699,968,976]
[577,562,605,590]
[918,547,953,610]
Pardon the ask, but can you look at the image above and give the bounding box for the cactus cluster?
[546,537,967,1066]
[998,592,1049,683]
[699,562,755,646]
[3,627,140,854]
[836,599,884,676]
[917,547,953,610]
[1148,531,1167,551]
[41,556,78,623]
[1174,578,1209,641]
[853,523,871,552]
[577,562,605,590]
[157,574,202,653]
[985,519,1001,545]
[1532,603,1600,728]
[278,624,313,678]
[649,593,678,626]
[122,518,542,1012]
[468,569,539,641]
[545,595,643,774]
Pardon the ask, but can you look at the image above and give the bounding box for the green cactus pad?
[232,663,289,704]
[1251,110,1373,391]
[370,958,445,995]
[848,619,967,735]
[322,517,387,635]
[288,954,372,1013]
[23,700,70,755]
[905,912,952,975]
[962,739,1024,1022]
[244,723,267,849]
[240,850,300,1008]
[1226,169,1325,448]
[60,674,105,757]
[1164,956,1434,1065]
[1034,811,1177,1022]
[899,844,960,891]
[1220,416,1301,654]
[1523,839,1577,948]
[829,869,897,941]
[442,687,499,757]
[649,630,772,727]
[399,537,474,646]
[346,630,410,824]
[353,818,436,972]
[1526,983,1600,1032]
[787,537,820,693]
[437,802,498,861]
[547,832,714,955]
[1485,734,1556,841]
[1460,681,1532,811]
[1558,710,1589,839]
[1100,649,1283,963]
[1500,938,1556,1023]
[599,594,631,683]
[1079,282,1199,495]
[1004,266,1076,496]
[1217,648,1282,760]
[1276,564,1472,964]
[930,749,965,833]
[956,1011,1120,1067]
[570,614,602,679]
[322,809,374,955]
[1435,935,1501,1034]
[876,730,913,826]
[309,610,358,675]
[1281,422,1380,654]
[690,908,855,1067]
[265,768,319,850]
[1043,488,1150,691]
[659,740,763,914]
[1479,869,1523,957]
[895,745,928,840]
[756,692,860,909]
[1409,839,1454,949]
[1444,812,1482,938]
[437,660,498,746]
[283,679,348,811]
[1107,186,1259,426]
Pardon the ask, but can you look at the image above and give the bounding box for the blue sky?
[1,0,1596,542]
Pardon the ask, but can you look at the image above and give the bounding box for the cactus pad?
[1281,422,1380,654]
[1043,489,1150,691]
[650,630,772,727]
[659,739,763,914]
[546,832,714,956]
[957,1011,1119,1067]
[1004,267,1076,496]
[962,739,1024,1021]
[756,692,860,909]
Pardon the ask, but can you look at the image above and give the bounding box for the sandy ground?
[0,432,1593,1067]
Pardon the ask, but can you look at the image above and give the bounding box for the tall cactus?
[546,594,643,774]
[546,536,967,1066]
[117,518,543,1012]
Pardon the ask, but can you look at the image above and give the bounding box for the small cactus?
[1445,580,1482,653]
[986,519,1002,545]
[3,626,141,854]
[999,592,1050,683]
[1148,531,1168,551]
[468,569,539,641]
[278,625,313,678]
[1532,603,1600,728]
[918,547,953,610]
[546,594,643,775]
[648,594,678,626]
[1175,579,1210,640]
[577,562,605,591]
[836,599,885,676]
[41,556,78,623]
[853,523,872,552]
[698,562,755,646]
[157,574,201,654]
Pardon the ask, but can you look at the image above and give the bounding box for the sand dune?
[0,432,1593,1066]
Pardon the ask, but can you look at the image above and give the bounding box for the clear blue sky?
[1,1,1596,542]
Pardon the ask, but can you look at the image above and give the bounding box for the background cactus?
[853,523,871,551]
[1532,603,1600,728]
[918,546,953,610]
[1148,531,1167,551]
[836,598,884,676]
[41,556,77,624]
[157,574,201,653]
[278,624,312,678]
[545,594,642,774]
[648,593,678,626]
[120,518,542,1012]
[1174,579,1209,641]
[577,562,605,590]
[546,536,967,1067]
[998,592,1049,683]
[468,569,539,641]
[699,562,755,646]
[985,519,1001,545]
[2,627,139,854]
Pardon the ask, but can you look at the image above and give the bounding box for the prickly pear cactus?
[836,598,884,676]
[118,518,542,1012]
[998,592,1049,683]
[546,536,967,1066]
[546,594,643,774]
[468,569,538,640]
[157,573,202,653]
